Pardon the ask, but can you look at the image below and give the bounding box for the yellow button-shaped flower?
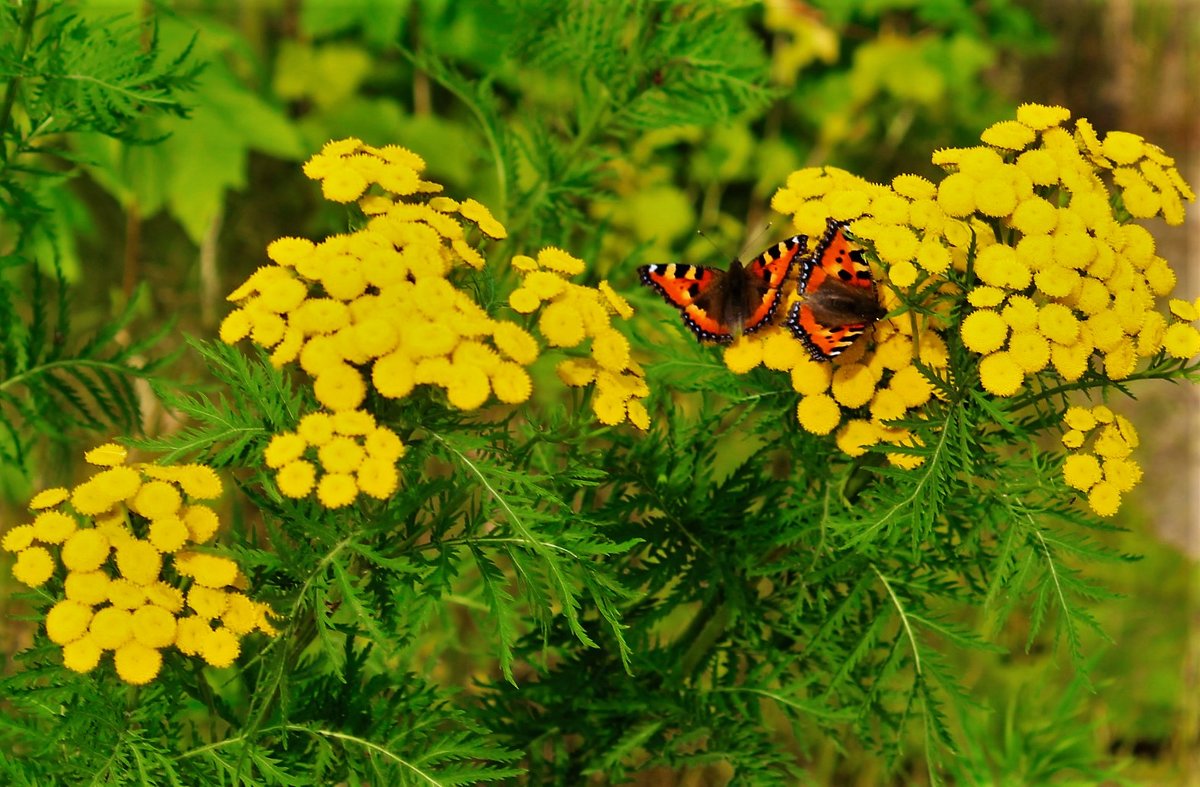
[1163,322,1200,358]
[936,172,976,217]
[831,363,877,408]
[961,310,1008,354]
[46,599,94,645]
[796,394,841,435]
[114,640,163,685]
[979,351,1023,396]
[723,336,764,374]
[61,528,110,573]
[90,607,134,650]
[1063,453,1102,491]
[836,419,880,458]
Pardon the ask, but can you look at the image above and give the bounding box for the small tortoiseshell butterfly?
[638,236,806,344]
[785,219,886,361]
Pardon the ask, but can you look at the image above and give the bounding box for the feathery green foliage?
[0,2,199,492]
[0,269,172,481]
[1,2,1193,786]
[0,2,200,257]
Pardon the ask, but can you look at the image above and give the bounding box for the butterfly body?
[786,220,885,361]
[639,236,805,344]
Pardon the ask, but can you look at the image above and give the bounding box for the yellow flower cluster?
[939,106,1198,395]
[766,104,1197,491]
[1060,405,1142,517]
[1073,120,1195,226]
[767,168,952,466]
[221,138,535,419]
[509,248,650,428]
[219,139,558,507]
[265,409,404,507]
[1,444,275,684]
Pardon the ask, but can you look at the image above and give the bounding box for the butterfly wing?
[801,219,875,296]
[786,220,883,361]
[639,263,737,343]
[737,235,806,335]
[787,302,870,361]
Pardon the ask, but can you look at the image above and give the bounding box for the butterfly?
[785,219,886,361]
[638,236,806,344]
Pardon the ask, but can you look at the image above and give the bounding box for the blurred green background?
[0,1,1196,783]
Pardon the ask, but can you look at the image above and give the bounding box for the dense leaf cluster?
[0,2,1181,786]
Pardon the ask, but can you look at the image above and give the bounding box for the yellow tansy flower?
[1169,298,1198,321]
[830,364,877,408]
[114,641,163,685]
[538,300,587,348]
[936,172,976,217]
[598,280,635,319]
[202,627,241,668]
[32,510,76,544]
[1062,453,1102,490]
[458,198,507,238]
[797,394,841,435]
[961,310,1008,354]
[264,433,307,469]
[723,337,764,374]
[1087,481,1121,517]
[61,529,110,573]
[45,599,92,645]
[491,362,534,404]
[85,443,128,466]
[88,607,134,650]
[1102,131,1145,165]
[29,488,69,510]
[1016,103,1071,131]
[978,352,1023,396]
[835,419,880,457]
[62,635,102,673]
[115,540,162,586]
[557,359,597,387]
[277,460,317,498]
[314,364,367,412]
[1063,406,1097,432]
[148,516,190,554]
[317,473,358,509]
[1163,323,1200,358]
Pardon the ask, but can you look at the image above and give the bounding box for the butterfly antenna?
[696,229,734,261]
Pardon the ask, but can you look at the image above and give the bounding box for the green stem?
[677,596,731,679]
[0,0,37,164]
[0,0,38,165]
[1010,359,1200,412]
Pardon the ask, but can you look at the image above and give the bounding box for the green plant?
[2,3,1196,785]
[0,3,199,493]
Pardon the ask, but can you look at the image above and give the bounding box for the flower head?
[2,452,277,684]
[767,105,1191,519]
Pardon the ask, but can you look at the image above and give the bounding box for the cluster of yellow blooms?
[222,138,646,505]
[763,165,953,467]
[946,108,1197,392]
[1,445,275,684]
[221,139,533,412]
[1060,405,1143,517]
[509,250,650,428]
[764,104,1196,515]
[265,410,404,507]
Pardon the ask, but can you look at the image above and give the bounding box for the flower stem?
[0,0,38,165]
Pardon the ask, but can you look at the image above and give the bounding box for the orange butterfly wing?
[786,220,883,361]
[638,263,733,342]
[640,236,805,344]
